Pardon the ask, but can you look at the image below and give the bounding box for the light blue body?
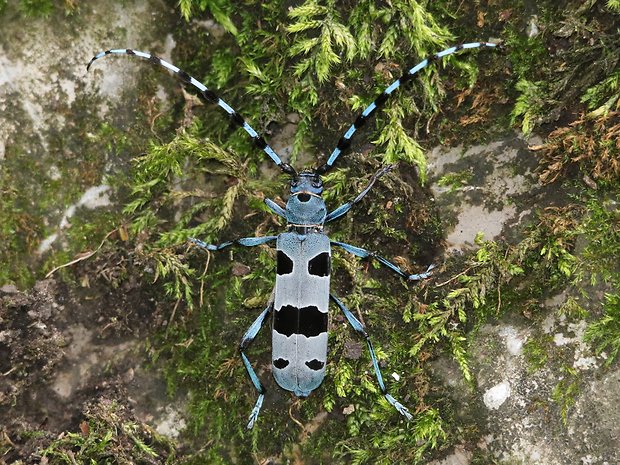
[273,174,330,395]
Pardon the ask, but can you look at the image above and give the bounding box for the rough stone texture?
[465,317,618,465]
[426,136,620,465]
[0,0,176,257]
[0,1,185,458]
[428,133,542,252]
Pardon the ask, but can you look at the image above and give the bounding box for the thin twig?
[45,228,118,278]
[199,252,211,308]
[166,298,182,338]
[288,401,305,430]
[434,267,472,288]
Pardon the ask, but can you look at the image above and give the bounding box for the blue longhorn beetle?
[88,41,500,428]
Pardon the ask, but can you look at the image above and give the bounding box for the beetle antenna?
[87,49,293,173]
[315,41,502,175]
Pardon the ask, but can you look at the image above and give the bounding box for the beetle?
[88,41,500,428]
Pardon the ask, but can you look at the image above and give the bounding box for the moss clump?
[41,399,176,463]
[585,293,620,365]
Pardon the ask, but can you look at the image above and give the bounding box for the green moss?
[41,399,176,463]
[523,334,554,373]
[551,367,581,426]
[437,170,473,192]
[17,0,55,17]
[585,293,620,365]
[0,0,78,18]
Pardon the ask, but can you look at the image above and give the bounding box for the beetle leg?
[239,303,273,429]
[325,164,394,223]
[264,198,287,218]
[330,294,413,421]
[332,241,435,282]
[190,235,277,252]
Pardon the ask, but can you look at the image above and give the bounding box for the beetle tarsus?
[408,263,436,281]
[246,393,265,429]
[385,394,413,421]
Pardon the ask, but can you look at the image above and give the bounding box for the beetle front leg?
[330,294,412,420]
[239,303,273,429]
[325,164,394,223]
[264,198,286,218]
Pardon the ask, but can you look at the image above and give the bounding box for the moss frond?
[287,0,357,83]
[585,293,620,365]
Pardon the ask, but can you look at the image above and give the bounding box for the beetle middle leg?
[239,302,273,429]
[330,294,413,420]
[332,241,435,281]
[190,235,277,252]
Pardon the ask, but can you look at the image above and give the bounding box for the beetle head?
[289,170,323,196]
[285,170,326,226]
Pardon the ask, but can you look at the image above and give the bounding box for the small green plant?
[178,0,238,34]
[437,170,473,192]
[287,0,357,84]
[17,0,54,17]
[585,293,620,365]
[2,0,78,17]
[41,399,176,463]
[577,193,620,287]
[373,102,429,183]
[581,69,620,116]
[523,335,554,372]
[551,367,581,426]
[607,0,620,13]
[349,0,452,60]
[511,79,545,135]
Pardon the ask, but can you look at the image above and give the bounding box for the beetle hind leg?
[239,303,273,429]
[330,294,413,421]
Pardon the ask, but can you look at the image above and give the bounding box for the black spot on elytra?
[305,359,324,371]
[308,252,330,277]
[277,251,294,275]
[273,358,289,369]
[274,305,327,338]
